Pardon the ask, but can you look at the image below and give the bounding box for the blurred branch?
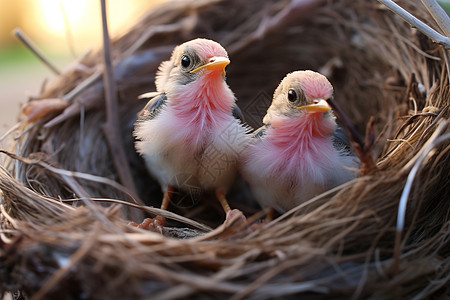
[100,0,141,208]
[421,0,450,36]
[13,28,61,75]
[378,0,450,49]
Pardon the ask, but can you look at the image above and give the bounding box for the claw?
[224,209,247,228]
[129,216,166,234]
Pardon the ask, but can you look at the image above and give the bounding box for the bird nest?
[1,0,449,299]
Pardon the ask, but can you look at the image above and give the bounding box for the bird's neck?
[171,74,233,118]
[259,114,337,184]
[269,113,336,153]
[168,74,234,147]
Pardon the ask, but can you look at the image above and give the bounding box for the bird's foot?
[223,209,268,233]
[129,216,166,233]
[224,209,247,228]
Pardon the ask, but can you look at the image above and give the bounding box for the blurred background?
[0,0,166,136]
[0,0,449,137]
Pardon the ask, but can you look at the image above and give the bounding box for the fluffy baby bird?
[241,70,359,213]
[134,38,249,227]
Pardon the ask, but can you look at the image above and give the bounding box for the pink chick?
[241,70,359,213]
[134,38,249,228]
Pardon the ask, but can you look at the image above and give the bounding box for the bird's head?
[263,70,334,124]
[155,38,230,92]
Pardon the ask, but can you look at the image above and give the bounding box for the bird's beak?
[296,99,331,113]
[190,56,230,74]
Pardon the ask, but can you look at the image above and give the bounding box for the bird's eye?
[181,55,191,68]
[287,89,298,102]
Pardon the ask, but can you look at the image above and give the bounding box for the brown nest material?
[1,0,449,299]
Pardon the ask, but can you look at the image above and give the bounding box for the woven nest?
[1,0,449,299]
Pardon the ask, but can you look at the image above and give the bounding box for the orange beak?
[296,99,331,113]
[190,56,230,75]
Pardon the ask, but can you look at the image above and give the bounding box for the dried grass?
[1,0,449,299]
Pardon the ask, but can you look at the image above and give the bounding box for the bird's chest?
[246,135,338,212]
[146,109,245,189]
[252,127,338,190]
[160,130,241,191]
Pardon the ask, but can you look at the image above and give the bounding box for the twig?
[421,0,450,37]
[328,97,364,147]
[62,69,103,102]
[44,70,103,129]
[393,125,450,274]
[13,28,61,75]
[31,224,101,300]
[73,198,212,232]
[363,116,377,172]
[99,0,140,203]
[44,12,186,128]
[122,21,188,58]
[377,0,450,49]
[0,150,141,205]
[327,96,377,175]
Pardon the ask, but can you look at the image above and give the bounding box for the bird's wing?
[332,127,353,155]
[232,105,254,133]
[155,60,173,91]
[137,93,167,122]
[252,124,271,139]
[138,92,160,99]
[232,105,245,122]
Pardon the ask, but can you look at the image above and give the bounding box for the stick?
[46,5,188,110]
[377,0,450,49]
[421,0,450,37]
[327,96,364,147]
[327,96,377,174]
[100,0,140,203]
[13,28,61,75]
[394,127,450,275]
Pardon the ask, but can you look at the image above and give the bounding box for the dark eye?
[181,55,191,68]
[287,89,298,102]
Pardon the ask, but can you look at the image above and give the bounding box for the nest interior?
[1,0,449,299]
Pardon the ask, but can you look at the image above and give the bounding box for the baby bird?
[134,38,249,226]
[241,70,359,213]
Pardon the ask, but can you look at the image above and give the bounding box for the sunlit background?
[0,0,449,136]
[0,0,166,135]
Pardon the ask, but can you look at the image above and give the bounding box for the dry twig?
[99,0,140,204]
[377,0,450,49]
[421,0,450,36]
[13,28,61,75]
